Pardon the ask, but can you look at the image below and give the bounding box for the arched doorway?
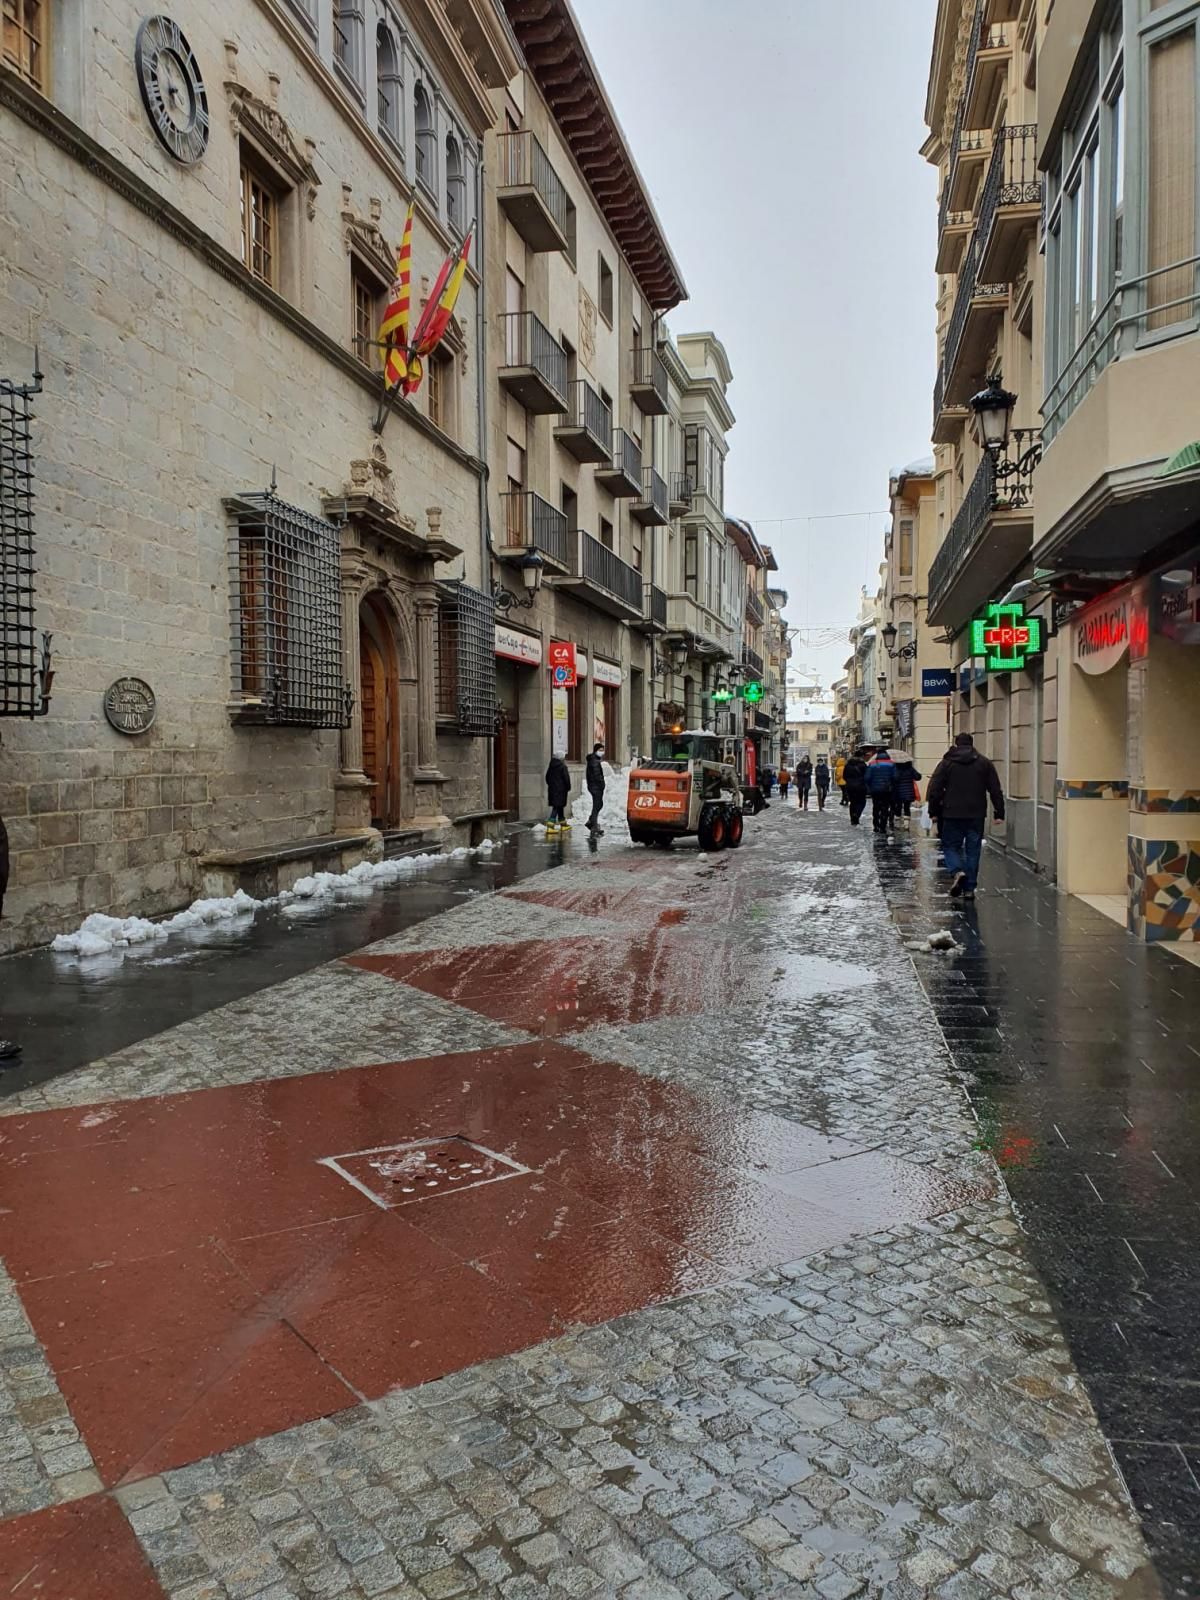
[359,592,402,829]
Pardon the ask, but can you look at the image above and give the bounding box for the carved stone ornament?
[578,284,597,373]
[341,185,394,283]
[224,41,320,220]
[323,444,459,565]
[348,442,406,518]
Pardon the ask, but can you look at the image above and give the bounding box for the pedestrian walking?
[842,751,868,826]
[544,754,572,833]
[0,813,18,1062]
[865,748,898,835]
[584,743,606,835]
[814,756,831,810]
[778,765,791,800]
[926,733,1006,900]
[795,756,813,810]
[892,756,922,827]
[834,752,848,806]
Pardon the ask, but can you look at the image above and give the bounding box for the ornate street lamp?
[492,550,544,611]
[970,373,1017,454]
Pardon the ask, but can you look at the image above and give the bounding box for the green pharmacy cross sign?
[743,679,765,703]
[969,601,1045,673]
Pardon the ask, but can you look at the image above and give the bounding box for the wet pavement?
[872,824,1200,1598]
[0,805,1179,1598]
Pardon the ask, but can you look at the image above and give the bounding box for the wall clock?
[135,15,210,165]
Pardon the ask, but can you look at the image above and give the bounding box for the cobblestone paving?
[128,1204,1154,1600]
[0,808,1162,1597]
[0,1267,102,1519]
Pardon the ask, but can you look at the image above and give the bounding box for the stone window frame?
[3,0,48,92]
[333,0,367,99]
[376,18,402,151]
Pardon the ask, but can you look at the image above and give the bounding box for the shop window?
[3,0,46,90]
[564,682,583,761]
[226,491,349,728]
[239,149,281,288]
[376,23,401,146]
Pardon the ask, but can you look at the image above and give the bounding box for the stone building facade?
[0,0,518,952]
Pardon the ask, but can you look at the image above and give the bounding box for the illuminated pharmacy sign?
[968,602,1045,673]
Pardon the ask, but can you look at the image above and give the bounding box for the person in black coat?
[545,755,571,831]
[892,758,922,826]
[814,757,832,810]
[0,814,18,1060]
[841,753,869,827]
[584,743,606,835]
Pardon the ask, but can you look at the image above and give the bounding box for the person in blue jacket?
[864,749,898,836]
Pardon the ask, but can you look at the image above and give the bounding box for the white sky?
[571,0,939,691]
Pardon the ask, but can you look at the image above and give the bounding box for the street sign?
[968,601,1045,673]
[921,668,954,697]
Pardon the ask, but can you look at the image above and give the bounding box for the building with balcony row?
[0,0,790,952]
[922,0,1200,943]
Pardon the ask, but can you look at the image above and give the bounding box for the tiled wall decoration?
[1130,788,1200,815]
[1056,779,1130,800]
[1127,835,1200,942]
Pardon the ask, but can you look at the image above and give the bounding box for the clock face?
[135,15,209,165]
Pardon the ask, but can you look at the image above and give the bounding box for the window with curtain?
[376,23,401,146]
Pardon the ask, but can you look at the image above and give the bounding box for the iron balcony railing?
[942,232,1007,392]
[611,427,642,483]
[499,311,568,403]
[636,467,669,521]
[644,583,667,629]
[745,587,764,626]
[927,429,1041,613]
[977,124,1040,260]
[1043,253,1200,444]
[670,470,694,509]
[742,643,764,677]
[575,530,642,611]
[631,345,669,406]
[495,129,568,237]
[561,379,612,453]
[965,0,1008,107]
[500,489,569,568]
[933,363,945,428]
[941,98,965,232]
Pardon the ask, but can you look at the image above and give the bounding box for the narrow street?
[0,808,1184,1599]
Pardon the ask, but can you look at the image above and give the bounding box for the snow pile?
[906,929,962,954]
[289,841,496,899]
[570,761,630,837]
[52,890,259,956]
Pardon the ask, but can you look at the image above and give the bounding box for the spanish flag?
[380,202,413,389]
[403,227,473,395]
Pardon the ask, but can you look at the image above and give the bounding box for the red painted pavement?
[0,1496,165,1598]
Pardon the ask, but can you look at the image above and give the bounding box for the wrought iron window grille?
[225,487,352,729]
[1,362,53,718]
[436,579,496,737]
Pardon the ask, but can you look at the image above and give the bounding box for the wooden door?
[493,713,520,819]
[360,627,384,826]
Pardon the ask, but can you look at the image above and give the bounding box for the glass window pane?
[1147,27,1197,331]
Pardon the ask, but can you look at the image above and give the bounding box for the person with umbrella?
[889,751,922,828]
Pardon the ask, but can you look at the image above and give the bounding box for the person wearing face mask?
[585,742,606,835]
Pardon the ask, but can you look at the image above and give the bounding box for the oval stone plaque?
[103,677,157,735]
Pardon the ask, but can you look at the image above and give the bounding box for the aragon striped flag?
[402,226,474,395]
[379,202,413,389]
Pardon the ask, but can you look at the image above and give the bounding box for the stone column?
[334,560,373,833]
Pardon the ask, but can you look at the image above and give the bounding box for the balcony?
[495,130,569,253]
[927,430,1041,627]
[594,428,643,497]
[632,467,669,527]
[963,2,1011,129]
[667,594,735,658]
[554,379,612,464]
[946,125,992,214]
[932,362,970,445]
[669,471,694,516]
[630,346,669,416]
[558,530,644,621]
[498,312,569,414]
[498,490,570,574]
[977,124,1041,283]
[632,582,668,636]
[939,232,1008,409]
[742,643,764,679]
[745,587,764,626]
[935,198,973,275]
